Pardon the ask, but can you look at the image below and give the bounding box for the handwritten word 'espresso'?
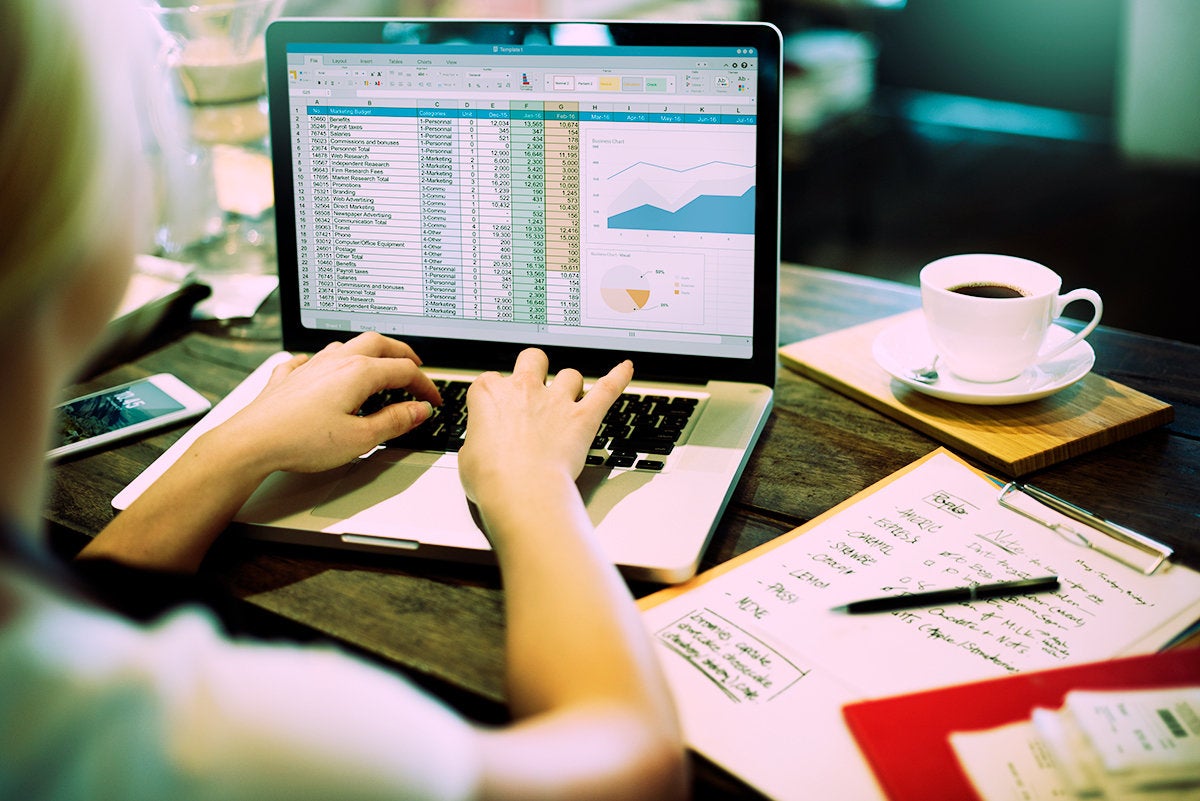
[869,517,922,545]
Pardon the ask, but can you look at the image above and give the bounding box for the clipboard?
[637,448,1200,801]
[641,448,1177,610]
[994,480,1173,575]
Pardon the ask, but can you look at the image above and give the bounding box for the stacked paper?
[952,687,1200,800]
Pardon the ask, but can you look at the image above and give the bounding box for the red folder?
[842,648,1200,801]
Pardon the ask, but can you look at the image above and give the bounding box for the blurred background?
[280,0,1198,344]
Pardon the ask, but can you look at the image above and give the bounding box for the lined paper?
[640,450,1200,801]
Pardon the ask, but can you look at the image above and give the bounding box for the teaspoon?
[909,355,940,384]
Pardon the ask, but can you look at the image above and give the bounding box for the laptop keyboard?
[359,379,701,471]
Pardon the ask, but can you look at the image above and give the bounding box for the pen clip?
[997,482,1172,576]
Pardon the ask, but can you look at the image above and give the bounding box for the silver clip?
[997,482,1172,575]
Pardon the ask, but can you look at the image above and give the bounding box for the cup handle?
[1038,288,1103,361]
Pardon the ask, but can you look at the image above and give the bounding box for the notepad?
[638,449,1200,801]
[842,649,1200,801]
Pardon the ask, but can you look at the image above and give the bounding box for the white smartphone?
[48,373,211,460]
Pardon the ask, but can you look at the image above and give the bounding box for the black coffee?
[949,282,1027,299]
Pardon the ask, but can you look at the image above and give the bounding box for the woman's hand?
[82,332,441,572]
[457,348,632,510]
[216,332,442,476]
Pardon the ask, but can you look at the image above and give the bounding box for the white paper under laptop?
[115,19,783,583]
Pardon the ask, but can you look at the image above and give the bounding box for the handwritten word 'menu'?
[923,490,977,517]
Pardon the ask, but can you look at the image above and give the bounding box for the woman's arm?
[80,337,687,799]
[459,349,688,801]
[78,333,441,572]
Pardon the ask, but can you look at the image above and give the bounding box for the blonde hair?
[0,0,152,325]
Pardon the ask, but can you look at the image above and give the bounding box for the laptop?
[115,18,782,583]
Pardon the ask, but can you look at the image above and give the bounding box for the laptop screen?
[267,20,780,385]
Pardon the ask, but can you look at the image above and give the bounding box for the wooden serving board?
[779,310,1174,476]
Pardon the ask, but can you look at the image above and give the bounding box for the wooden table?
[46,264,1200,799]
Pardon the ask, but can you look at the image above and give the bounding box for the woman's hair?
[0,0,153,325]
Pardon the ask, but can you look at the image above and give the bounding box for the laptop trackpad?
[314,450,444,518]
[314,450,490,548]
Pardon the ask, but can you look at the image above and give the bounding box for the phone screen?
[56,380,187,448]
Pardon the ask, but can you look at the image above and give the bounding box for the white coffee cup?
[919,254,1103,383]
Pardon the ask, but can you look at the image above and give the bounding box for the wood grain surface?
[44,264,1200,799]
[780,309,1174,475]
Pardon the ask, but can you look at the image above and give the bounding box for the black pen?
[831,576,1060,614]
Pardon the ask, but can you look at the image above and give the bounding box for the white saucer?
[871,314,1095,405]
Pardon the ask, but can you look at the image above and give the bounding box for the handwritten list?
[640,450,1200,801]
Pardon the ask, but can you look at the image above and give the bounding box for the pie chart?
[600,264,651,313]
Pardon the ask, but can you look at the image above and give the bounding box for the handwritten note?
[640,450,1200,801]
[656,607,811,703]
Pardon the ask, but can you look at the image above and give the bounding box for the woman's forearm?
[473,471,687,801]
[77,427,273,572]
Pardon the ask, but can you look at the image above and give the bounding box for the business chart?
[587,250,704,325]
[587,129,757,241]
[291,101,753,343]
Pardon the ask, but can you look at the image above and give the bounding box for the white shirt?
[0,565,483,801]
